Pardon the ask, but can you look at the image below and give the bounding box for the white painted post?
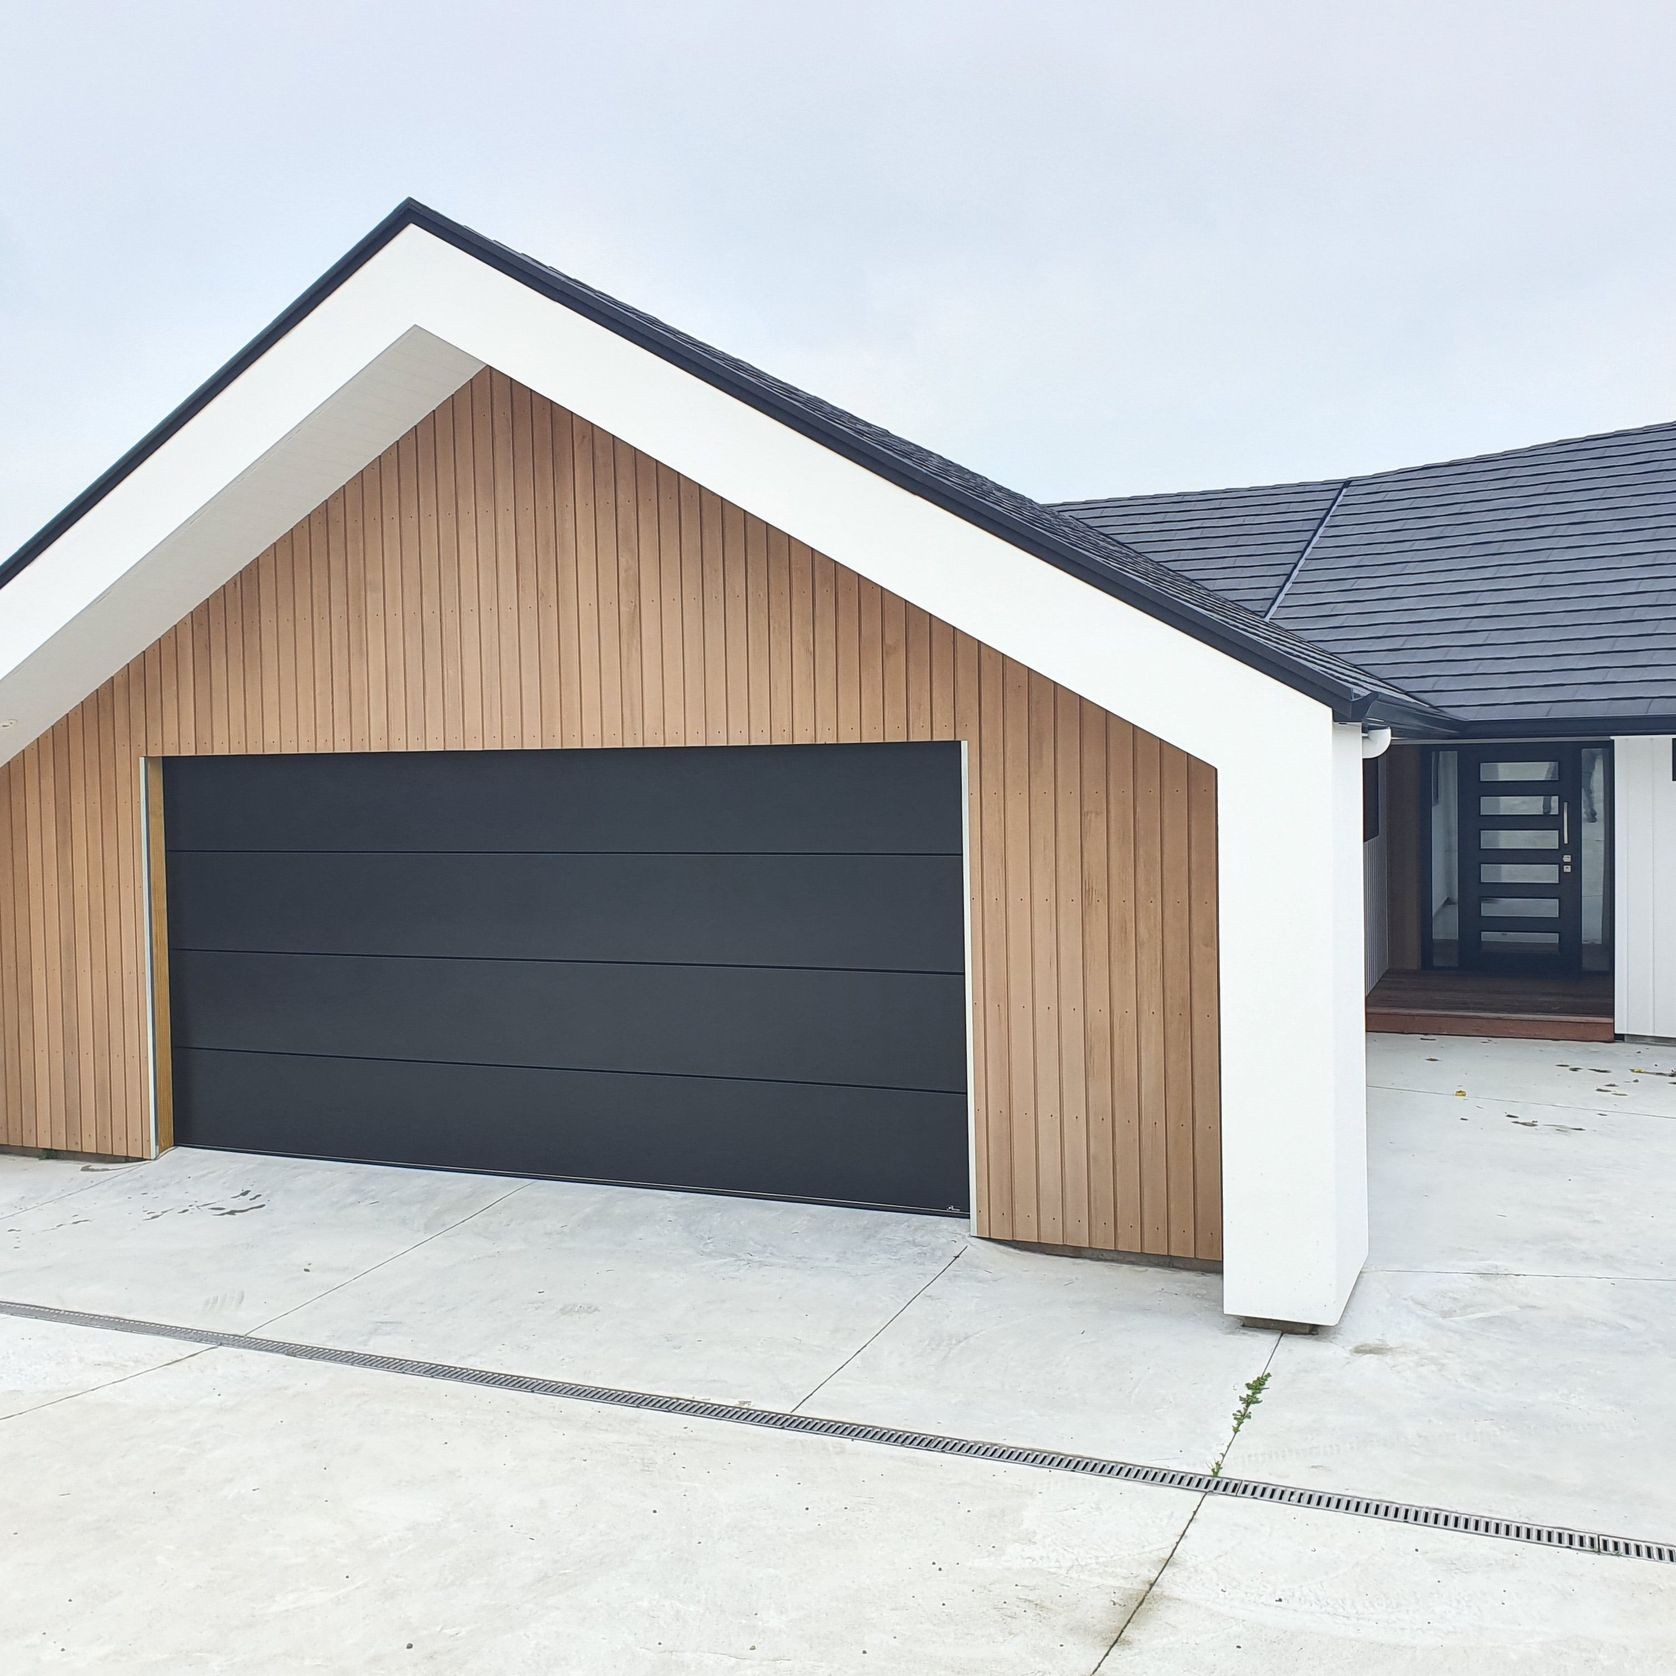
[1217,716,1369,1327]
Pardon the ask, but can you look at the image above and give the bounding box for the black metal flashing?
[1263,478,1349,620]
[1,199,1437,727]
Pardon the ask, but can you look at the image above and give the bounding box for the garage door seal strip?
[4,1295,1667,1566]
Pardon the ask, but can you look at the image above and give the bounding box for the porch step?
[1365,1005,1615,1043]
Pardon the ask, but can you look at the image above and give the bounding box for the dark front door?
[1457,746,1585,973]
[164,743,970,1215]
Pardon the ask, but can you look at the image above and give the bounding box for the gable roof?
[1,200,1436,732]
[1058,421,1676,734]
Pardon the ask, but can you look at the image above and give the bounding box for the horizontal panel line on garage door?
[179,1145,968,1216]
[174,1046,970,1211]
[163,745,965,857]
[168,946,965,978]
[165,848,963,858]
[182,1042,969,1098]
[166,851,966,972]
[171,951,966,1091]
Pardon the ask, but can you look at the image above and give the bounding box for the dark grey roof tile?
[1056,419,1676,727]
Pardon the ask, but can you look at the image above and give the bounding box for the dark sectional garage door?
[165,744,969,1214]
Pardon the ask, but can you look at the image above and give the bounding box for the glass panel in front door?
[1460,748,1577,972]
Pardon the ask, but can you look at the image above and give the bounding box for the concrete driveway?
[2,1033,1674,1672]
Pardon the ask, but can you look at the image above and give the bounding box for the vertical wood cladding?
[0,370,1222,1260]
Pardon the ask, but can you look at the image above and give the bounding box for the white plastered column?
[1213,716,1369,1323]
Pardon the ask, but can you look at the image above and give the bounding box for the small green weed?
[1211,1371,1271,1477]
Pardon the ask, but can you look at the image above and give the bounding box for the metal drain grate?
[5,1295,1671,1565]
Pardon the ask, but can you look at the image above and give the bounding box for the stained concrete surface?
[1225,1035,1676,1534]
[268,1175,967,1410]
[0,1151,1269,1467]
[1103,1496,1676,1674]
[0,1312,197,1421]
[1366,1083,1676,1280]
[1226,1267,1676,1533]
[0,1153,136,1218]
[1366,1031,1676,1120]
[0,1332,1192,1675]
[807,1237,1272,1468]
[2,1033,1674,1671]
[0,1148,520,1330]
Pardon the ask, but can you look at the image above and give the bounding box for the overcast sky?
[4,1,1675,557]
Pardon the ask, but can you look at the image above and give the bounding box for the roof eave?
[1356,692,1460,738]
[3,198,1386,722]
[1449,712,1676,741]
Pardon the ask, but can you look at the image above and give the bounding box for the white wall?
[1363,755,1388,992]
[1331,723,1372,1307]
[1614,735,1676,1038]
[0,224,1375,1327]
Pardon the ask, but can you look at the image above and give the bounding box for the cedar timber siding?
[0,370,1223,1261]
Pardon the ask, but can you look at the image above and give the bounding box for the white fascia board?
[0,321,482,758]
[0,223,1368,1324]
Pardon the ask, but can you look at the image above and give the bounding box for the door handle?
[1561,802,1570,844]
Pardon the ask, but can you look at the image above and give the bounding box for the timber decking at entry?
[1367,970,1615,1042]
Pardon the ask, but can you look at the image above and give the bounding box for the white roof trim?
[0,322,480,758]
[0,223,1326,770]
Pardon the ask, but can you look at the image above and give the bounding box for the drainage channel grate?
[5,1295,1672,1566]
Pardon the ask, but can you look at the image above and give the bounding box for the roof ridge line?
[1053,416,1676,513]
[1263,479,1351,621]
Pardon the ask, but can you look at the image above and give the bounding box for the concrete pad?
[1368,1032,1676,1120]
[0,1153,136,1217]
[270,1175,967,1409]
[809,1238,1273,1467]
[1224,1269,1676,1535]
[1107,1496,1676,1674]
[1369,1083,1676,1280]
[0,1314,198,1420]
[0,1148,525,1332]
[0,1340,1193,1675]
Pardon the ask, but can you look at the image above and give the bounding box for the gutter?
[1354,705,1676,744]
